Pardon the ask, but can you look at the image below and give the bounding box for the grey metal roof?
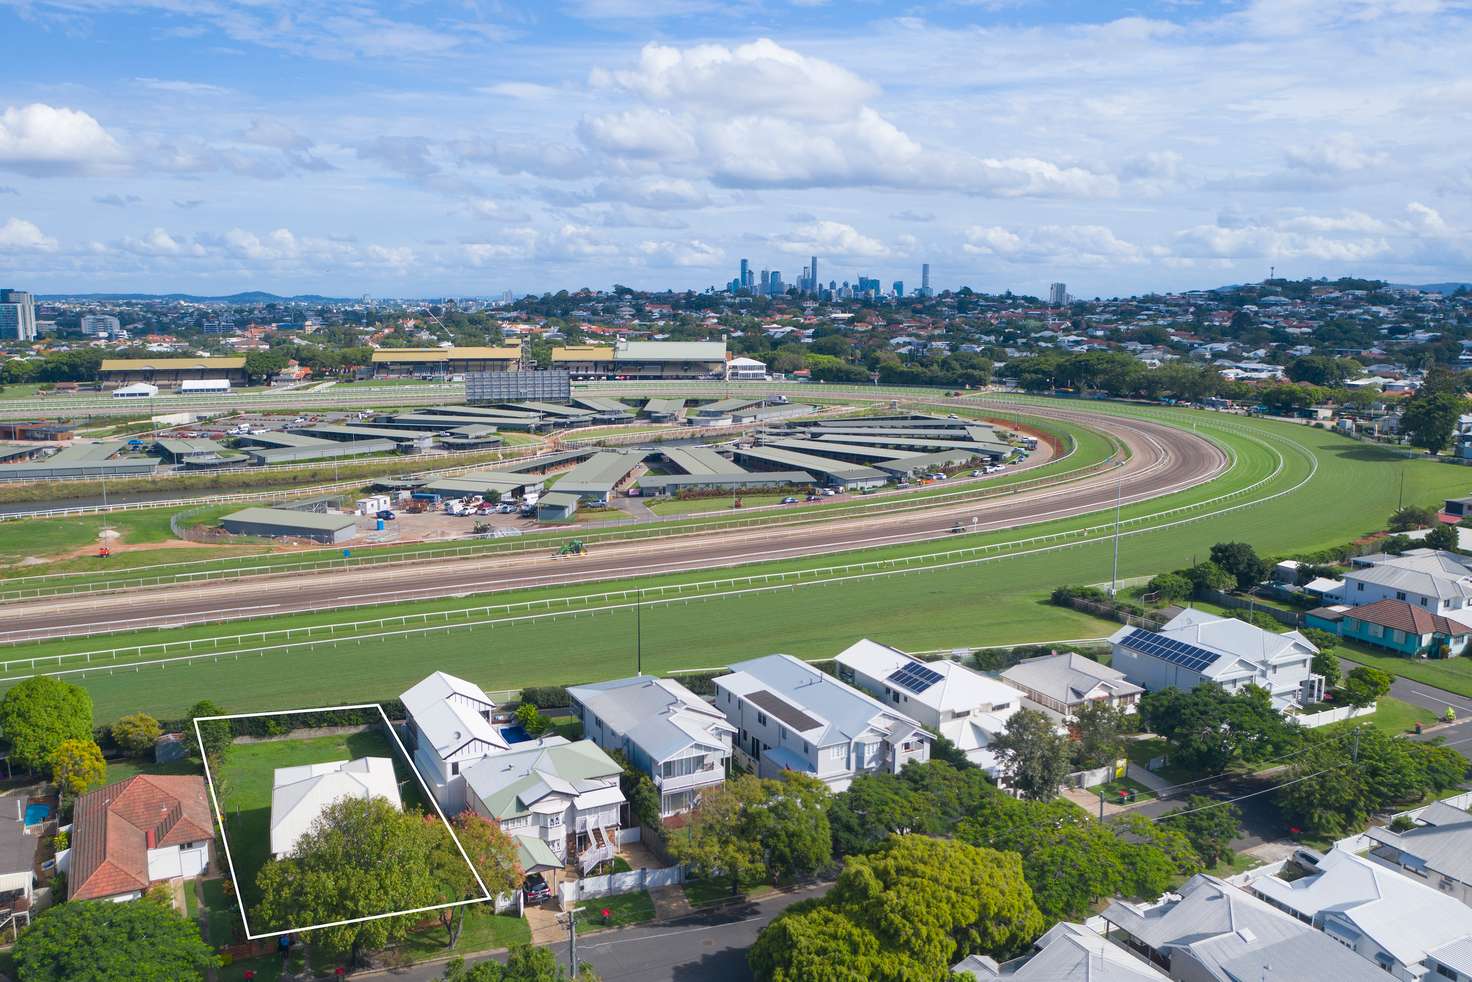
[1109,608,1317,679]
[571,396,634,414]
[1001,652,1140,705]
[730,445,888,483]
[294,424,431,442]
[636,471,813,491]
[1366,806,1472,886]
[538,491,582,510]
[613,341,725,362]
[0,809,36,878]
[555,450,651,497]
[695,397,763,415]
[244,439,398,463]
[642,398,685,415]
[221,507,357,531]
[954,922,1166,980]
[657,446,744,476]
[1216,933,1387,982]
[567,676,734,762]
[809,432,1013,456]
[499,448,599,473]
[717,653,926,746]
[1429,938,1472,977]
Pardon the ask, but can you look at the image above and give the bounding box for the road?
[0,412,1226,643]
[1336,654,1472,759]
[376,885,828,982]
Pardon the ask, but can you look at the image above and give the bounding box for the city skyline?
[1,2,1470,296]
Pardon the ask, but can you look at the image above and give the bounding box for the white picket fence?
[559,864,685,908]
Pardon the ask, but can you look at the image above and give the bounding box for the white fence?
[1292,703,1376,728]
[559,864,685,908]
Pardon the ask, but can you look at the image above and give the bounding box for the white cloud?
[1283,135,1389,174]
[638,239,724,267]
[0,217,58,252]
[0,104,126,176]
[963,224,1143,266]
[776,220,891,258]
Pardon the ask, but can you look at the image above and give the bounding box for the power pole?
[1110,469,1123,598]
[635,588,643,676]
[1351,725,1361,764]
[560,907,584,976]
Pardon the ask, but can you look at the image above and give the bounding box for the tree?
[1209,542,1267,590]
[14,896,218,981]
[50,739,106,796]
[0,676,93,773]
[749,773,832,883]
[1413,742,1468,792]
[1389,505,1439,531]
[111,712,162,757]
[255,796,445,966]
[513,702,550,737]
[1312,648,1342,690]
[1280,726,1428,836]
[828,771,942,856]
[1425,523,1461,552]
[1071,701,1128,770]
[439,947,600,981]
[1139,684,1299,772]
[244,348,290,383]
[1401,390,1467,454]
[667,775,767,896]
[1147,572,1193,603]
[1163,797,1242,867]
[992,708,1072,801]
[186,699,232,764]
[1343,666,1392,707]
[429,811,523,947]
[1185,560,1236,595]
[750,836,1044,982]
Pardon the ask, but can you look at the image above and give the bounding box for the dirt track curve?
[0,406,1225,642]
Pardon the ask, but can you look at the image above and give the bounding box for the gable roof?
[833,639,1024,715]
[1366,804,1472,885]
[401,671,508,758]
[71,775,214,900]
[717,653,928,746]
[1001,652,1141,705]
[1247,847,1472,970]
[1110,609,1318,681]
[270,757,402,857]
[463,737,623,820]
[1342,598,1472,636]
[1346,550,1472,601]
[566,675,734,762]
[954,922,1166,980]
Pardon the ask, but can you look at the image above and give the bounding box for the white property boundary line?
[194,703,494,941]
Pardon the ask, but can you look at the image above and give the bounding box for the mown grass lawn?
[103,755,202,786]
[392,905,531,961]
[213,728,430,918]
[200,877,242,947]
[579,890,656,933]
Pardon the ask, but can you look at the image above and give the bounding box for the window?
[451,762,459,776]
[1434,963,1457,980]
[1422,598,1429,607]
[756,712,767,726]
[1357,582,1365,592]
[827,745,846,762]
[1396,591,1407,601]
[661,756,703,779]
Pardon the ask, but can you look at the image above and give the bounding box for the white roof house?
[270,757,401,858]
[953,922,1166,980]
[1247,846,1472,978]
[1339,549,1472,626]
[567,676,734,766]
[1109,608,1321,710]
[833,639,1023,774]
[1000,651,1143,719]
[400,670,511,812]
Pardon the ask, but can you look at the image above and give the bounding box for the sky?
[0,0,1470,298]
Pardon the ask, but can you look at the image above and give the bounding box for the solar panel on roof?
[887,660,944,694]
[1119,629,1221,672]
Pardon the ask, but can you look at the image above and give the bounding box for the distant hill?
[37,291,353,303]
[1394,283,1472,295]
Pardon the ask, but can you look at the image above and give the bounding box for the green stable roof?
[221,507,357,531]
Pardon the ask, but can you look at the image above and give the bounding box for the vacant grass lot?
[213,728,437,921]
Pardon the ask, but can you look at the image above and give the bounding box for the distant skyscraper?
[770,271,783,294]
[0,289,36,341]
[921,263,931,296]
[760,269,771,295]
[739,259,751,291]
[892,281,904,298]
[810,256,818,295]
[1049,282,1068,306]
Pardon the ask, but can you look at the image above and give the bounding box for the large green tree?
[1401,390,1468,454]
[1138,683,1300,771]
[1343,666,1393,707]
[430,811,523,948]
[669,773,831,892]
[186,699,232,764]
[1163,797,1242,867]
[0,676,93,773]
[666,775,769,896]
[1071,701,1129,770]
[992,708,1072,801]
[15,896,218,981]
[748,836,1044,982]
[255,796,445,966]
[1209,541,1268,590]
[1279,726,1456,837]
[111,712,162,757]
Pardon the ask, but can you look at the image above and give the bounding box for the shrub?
[517,686,569,709]
[111,712,162,757]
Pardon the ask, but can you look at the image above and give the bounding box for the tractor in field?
[554,540,588,558]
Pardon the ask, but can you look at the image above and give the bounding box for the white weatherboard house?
[401,671,512,814]
[1108,608,1324,712]
[567,676,735,817]
[463,738,624,875]
[1365,800,1472,908]
[953,922,1166,981]
[713,653,931,792]
[1335,549,1472,627]
[400,670,628,876]
[1247,846,1472,980]
[270,757,402,859]
[1000,651,1142,721]
[833,639,1023,775]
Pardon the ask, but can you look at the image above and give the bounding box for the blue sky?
[0,0,1468,297]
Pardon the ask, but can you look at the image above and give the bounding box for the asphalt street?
[373,884,830,982]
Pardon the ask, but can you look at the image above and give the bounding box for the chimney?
[146,829,156,849]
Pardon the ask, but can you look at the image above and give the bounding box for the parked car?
[781,496,799,504]
[806,493,822,501]
[970,470,983,477]
[376,510,396,520]
[522,873,552,905]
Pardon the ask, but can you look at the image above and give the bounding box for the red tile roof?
[1344,599,1472,637]
[70,775,214,901]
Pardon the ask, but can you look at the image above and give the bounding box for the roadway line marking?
[1408,686,1472,714]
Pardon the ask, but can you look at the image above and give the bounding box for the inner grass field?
[6,403,1469,722]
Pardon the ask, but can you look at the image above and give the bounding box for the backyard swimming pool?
[23,803,50,826]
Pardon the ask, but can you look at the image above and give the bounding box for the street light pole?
[1109,468,1122,598]
[636,588,643,676]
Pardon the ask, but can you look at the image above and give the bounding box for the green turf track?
[6,402,1465,721]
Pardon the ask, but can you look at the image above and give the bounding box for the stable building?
[553,450,651,505]
[729,444,888,490]
[220,506,359,543]
[536,491,581,521]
